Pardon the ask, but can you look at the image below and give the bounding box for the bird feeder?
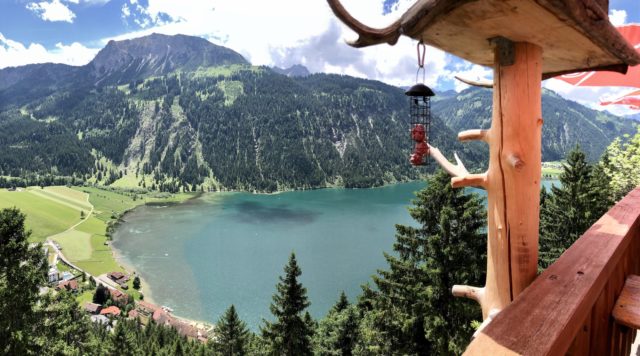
[407,84,434,166]
[407,43,435,166]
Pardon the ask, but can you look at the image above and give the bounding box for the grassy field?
[542,161,564,179]
[0,187,84,242]
[52,230,92,260]
[2,184,195,300]
[75,187,142,222]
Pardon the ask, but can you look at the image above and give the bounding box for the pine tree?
[312,293,360,356]
[110,319,140,356]
[212,305,250,356]
[539,146,613,268]
[36,292,97,355]
[262,252,313,356]
[133,276,141,290]
[356,170,486,355]
[0,208,48,355]
[93,284,109,305]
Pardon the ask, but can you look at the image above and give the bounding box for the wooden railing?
[465,187,640,355]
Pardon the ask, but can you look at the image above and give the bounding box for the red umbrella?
[600,89,640,110]
[555,24,640,88]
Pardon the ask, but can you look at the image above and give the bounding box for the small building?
[108,288,129,306]
[128,309,139,319]
[136,301,161,316]
[56,279,79,293]
[90,314,109,325]
[152,309,171,325]
[84,302,102,315]
[107,271,130,288]
[48,267,60,283]
[100,306,121,317]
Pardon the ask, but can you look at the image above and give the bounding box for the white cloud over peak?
[26,0,76,23]
[0,33,98,69]
[109,0,453,87]
[609,9,627,26]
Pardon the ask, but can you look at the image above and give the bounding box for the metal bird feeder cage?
[406,83,435,166]
[406,42,435,166]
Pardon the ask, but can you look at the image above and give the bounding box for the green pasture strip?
[52,230,92,261]
[27,188,89,212]
[0,189,82,242]
[40,186,92,209]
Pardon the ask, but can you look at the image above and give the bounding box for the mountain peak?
[89,33,248,85]
[271,64,310,77]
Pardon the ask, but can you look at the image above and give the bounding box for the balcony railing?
[465,187,640,355]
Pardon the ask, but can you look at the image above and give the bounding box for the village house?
[107,271,130,289]
[55,279,78,293]
[100,305,121,317]
[84,302,102,315]
[125,300,208,342]
[48,267,60,284]
[108,287,129,305]
[90,314,110,327]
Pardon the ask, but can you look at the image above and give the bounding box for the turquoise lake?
[111,180,557,329]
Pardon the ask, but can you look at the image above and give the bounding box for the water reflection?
[232,201,319,224]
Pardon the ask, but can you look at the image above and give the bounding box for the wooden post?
[482,40,543,317]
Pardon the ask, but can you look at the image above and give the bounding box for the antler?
[326,0,402,47]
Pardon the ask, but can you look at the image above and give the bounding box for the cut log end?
[452,285,485,303]
[455,75,494,88]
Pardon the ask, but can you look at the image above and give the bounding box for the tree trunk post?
[482,40,543,318]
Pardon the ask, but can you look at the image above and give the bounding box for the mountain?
[0,34,483,192]
[0,34,634,192]
[627,113,640,122]
[89,33,248,86]
[432,87,637,162]
[271,65,310,77]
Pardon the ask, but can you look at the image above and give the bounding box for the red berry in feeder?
[410,153,423,166]
[415,141,429,156]
[411,124,426,142]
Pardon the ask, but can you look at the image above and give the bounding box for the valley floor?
[0,186,201,322]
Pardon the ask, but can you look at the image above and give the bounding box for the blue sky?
[0,0,638,115]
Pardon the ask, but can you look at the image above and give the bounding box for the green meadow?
[0,187,83,242]
[1,184,195,300]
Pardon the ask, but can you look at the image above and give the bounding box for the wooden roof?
[329,0,640,77]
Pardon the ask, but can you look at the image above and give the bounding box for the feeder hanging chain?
[416,41,426,83]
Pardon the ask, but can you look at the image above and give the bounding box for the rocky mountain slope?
[0,33,634,191]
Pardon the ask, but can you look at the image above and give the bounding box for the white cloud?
[609,9,627,26]
[121,3,131,18]
[107,0,456,87]
[0,33,98,69]
[26,0,76,23]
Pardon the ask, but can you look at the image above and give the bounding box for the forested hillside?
[0,35,482,192]
[432,87,637,162]
[0,33,634,192]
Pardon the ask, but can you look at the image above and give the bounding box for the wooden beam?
[480,41,543,318]
[464,188,640,355]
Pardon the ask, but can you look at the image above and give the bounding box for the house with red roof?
[100,306,121,317]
